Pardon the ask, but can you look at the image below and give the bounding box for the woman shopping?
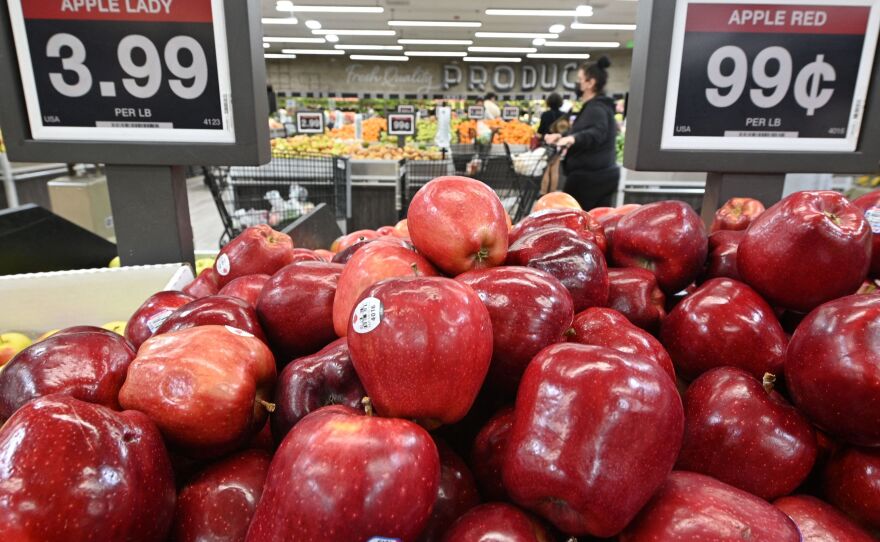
[546,57,620,209]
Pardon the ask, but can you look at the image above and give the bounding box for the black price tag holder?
[502,105,520,121]
[0,0,269,265]
[296,111,325,134]
[388,113,415,148]
[625,0,880,225]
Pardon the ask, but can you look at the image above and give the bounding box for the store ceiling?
[261,1,639,60]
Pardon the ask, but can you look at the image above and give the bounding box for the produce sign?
[6,0,235,143]
[502,105,520,121]
[467,105,485,119]
[662,1,880,152]
[296,111,324,134]
[387,113,415,136]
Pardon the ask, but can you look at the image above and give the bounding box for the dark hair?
[485,92,497,101]
[546,92,563,110]
[580,56,611,94]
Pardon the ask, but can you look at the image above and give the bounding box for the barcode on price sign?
[661,0,880,153]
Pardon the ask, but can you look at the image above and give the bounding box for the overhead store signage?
[662,0,880,152]
[468,105,485,119]
[387,113,415,136]
[396,104,415,113]
[296,111,324,134]
[6,0,235,143]
[502,105,520,120]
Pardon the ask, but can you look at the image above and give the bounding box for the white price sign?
[662,0,880,152]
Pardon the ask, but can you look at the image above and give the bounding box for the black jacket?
[563,95,618,174]
[538,109,564,135]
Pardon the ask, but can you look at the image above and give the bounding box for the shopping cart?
[506,143,559,222]
[204,152,349,246]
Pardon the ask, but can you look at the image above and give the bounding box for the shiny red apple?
[676,367,817,500]
[408,176,509,275]
[568,307,675,381]
[154,295,265,342]
[417,441,481,542]
[441,503,552,542]
[851,190,880,278]
[775,494,877,542]
[503,343,684,537]
[245,405,440,542]
[509,208,607,253]
[456,266,574,396]
[661,278,787,381]
[183,268,219,299]
[125,290,195,349]
[332,229,380,253]
[710,197,766,232]
[119,325,276,457]
[290,248,323,263]
[506,226,609,312]
[347,276,492,426]
[786,292,880,447]
[824,446,880,532]
[612,201,708,294]
[703,230,744,282]
[332,240,438,337]
[172,449,271,542]
[314,249,334,261]
[0,394,176,541]
[470,407,514,502]
[0,327,136,420]
[271,338,366,443]
[218,274,271,308]
[738,191,871,312]
[214,225,295,288]
[619,471,801,541]
[257,261,343,363]
[597,212,623,256]
[607,267,666,333]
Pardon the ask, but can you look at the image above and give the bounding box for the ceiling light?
[313,29,396,36]
[570,23,638,30]
[544,41,621,48]
[335,44,404,50]
[281,49,344,55]
[263,37,326,43]
[276,2,384,13]
[468,46,537,53]
[549,24,566,33]
[533,38,546,46]
[325,34,339,42]
[263,43,270,48]
[398,39,474,45]
[475,32,558,38]
[262,17,298,25]
[464,56,523,62]
[404,51,468,57]
[305,20,322,30]
[527,53,591,59]
[350,54,409,61]
[389,20,482,27]
[265,53,297,59]
[485,7,593,16]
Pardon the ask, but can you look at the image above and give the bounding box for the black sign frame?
[387,113,416,136]
[468,105,485,119]
[502,105,520,121]
[296,111,325,134]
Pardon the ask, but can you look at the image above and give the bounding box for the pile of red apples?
[1,177,879,542]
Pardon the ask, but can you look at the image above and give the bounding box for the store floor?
[187,176,224,253]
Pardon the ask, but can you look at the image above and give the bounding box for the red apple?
[470,407,514,502]
[172,449,271,542]
[155,295,266,343]
[506,227,609,312]
[441,503,552,542]
[218,274,270,308]
[183,268,220,299]
[568,308,675,382]
[332,241,438,337]
[313,249,334,261]
[290,248,323,263]
[119,325,276,457]
[257,261,343,363]
[126,290,195,349]
[597,212,623,256]
[395,218,410,237]
[710,197,766,232]
[0,327,136,420]
[376,225,399,237]
[738,191,871,312]
[417,441,481,542]
[612,201,708,294]
[509,208,607,254]
[823,446,880,532]
[245,405,440,542]
[858,278,880,294]
[676,367,817,500]
[851,190,880,278]
[587,206,615,220]
[619,471,801,541]
[661,278,787,381]
[703,230,744,282]
[408,176,509,275]
[456,266,574,396]
[214,225,295,288]
[332,229,380,253]
[775,494,877,542]
[615,203,642,215]
[532,191,581,213]
[503,344,684,537]
[0,394,175,541]
[606,267,666,333]
[786,293,880,447]
[347,276,492,426]
[271,338,366,443]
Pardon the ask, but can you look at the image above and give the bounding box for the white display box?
[0,264,194,335]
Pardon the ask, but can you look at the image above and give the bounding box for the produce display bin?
[349,159,404,231]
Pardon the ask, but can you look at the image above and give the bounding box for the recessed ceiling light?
[263,43,270,48]
[262,17,298,25]
[485,7,593,16]
[544,41,621,48]
[265,53,297,59]
[276,2,384,13]
[281,49,345,55]
[475,32,558,39]
[463,56,523,63]
[325,34,339,42]
[350,54,409,61]
[533,38,546,46]
[527,53,592,59]
[263,37,326,43]
[549,24,566,33]
[398,39,474,45]
[404,51,468,57]
[468,46,537,53]
[305,20,322,30]
[313,29,396,36]
[389,20,482,27]
[570,23,638,30]
[335,44,404,50]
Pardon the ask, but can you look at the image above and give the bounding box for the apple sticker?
[146,310,174,334]
[353,297,383,334]
[216,253,231,276]
[865,207,880,234]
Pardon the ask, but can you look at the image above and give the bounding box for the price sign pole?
[625,0,880,223]
[388,113,415,149]
[0,0,269,264]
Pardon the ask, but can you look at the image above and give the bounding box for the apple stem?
[762,373,776,394]
[257,399,276,413]
[411,263,419,276]
[361,397,374,417]
[475,247,490,262]
[564,328,576,338]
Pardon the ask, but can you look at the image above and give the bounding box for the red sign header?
[686,4,870,35]
[22,0,214,23]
